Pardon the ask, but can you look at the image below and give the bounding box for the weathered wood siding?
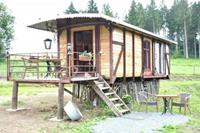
[154,42,160,74]
[134,34,142,77]
[125,31,133,77]
[59,30,67,65]
[154,42,169,76]
[165,44,169,75]
[112,28,124,77]
[100,25,110,78]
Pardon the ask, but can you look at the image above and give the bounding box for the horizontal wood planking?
[100,25,110,78]
[134,34,142,77]
[59,30,67,65]
[125,31,133,77]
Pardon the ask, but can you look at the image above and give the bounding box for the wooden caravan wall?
[165,44,170,75]
[154,42,169,76]
[125,31,133,77]
[134,34,142,77]
[112,28,124,77]
[59,30,67,65]
[100,25,110,78]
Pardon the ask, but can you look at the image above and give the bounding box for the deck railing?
[7,52,98,81]
[7,52,69,81]
[71,52,97,77]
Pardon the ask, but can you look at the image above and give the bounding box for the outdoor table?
[29,58,61,77]
[156,94,178,114]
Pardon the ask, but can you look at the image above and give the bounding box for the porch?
[7,52,98,83]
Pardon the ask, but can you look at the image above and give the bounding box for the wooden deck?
[15,79,70,84]
[14,76,99,84]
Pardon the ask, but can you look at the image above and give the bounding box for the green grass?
[0,59,7,77]
[0,81,57,96]
[158,80,200,133]
[171,58,200,75]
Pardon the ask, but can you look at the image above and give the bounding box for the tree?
[189,2,200,58]
[166,0,190,58]
[125,0,145,28]
[0,2,14,56]
[87,0,99,13]
[144,0,163,33]
[102,3,114,17]
[64,2,78,14]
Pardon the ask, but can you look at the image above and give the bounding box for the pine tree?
[87,0,99,13]
[102,3,114,17]
[125,0,145,28]
[64,2,78,14]
[144,0,162,33]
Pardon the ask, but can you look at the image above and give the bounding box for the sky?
[2,0,197,53]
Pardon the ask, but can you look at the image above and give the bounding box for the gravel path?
[93,112,190,133]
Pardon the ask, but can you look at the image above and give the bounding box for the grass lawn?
[171,58,200,75]
[0,59,7,77]
[158,80,200,133]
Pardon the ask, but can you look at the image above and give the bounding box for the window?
[143,40,150,70]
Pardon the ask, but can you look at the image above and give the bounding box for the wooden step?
[119,109,130,114]
[101,87,110,90]
[94,81,104,84]
[114,103,124,107]
[73,71,97,73]
[93,76,130,117]
[105,92,115,96]
[110,97,120,101]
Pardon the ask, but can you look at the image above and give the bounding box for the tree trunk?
[153,19,155,33]
[194,38,196,58]
[184,20,188,59]
[175,33,179,54]
[199,39,200,59]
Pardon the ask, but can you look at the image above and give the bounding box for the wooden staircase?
[93,77,131,117]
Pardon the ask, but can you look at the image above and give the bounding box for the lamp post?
[44,38,52,50]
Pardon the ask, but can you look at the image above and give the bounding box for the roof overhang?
[28,13,177,45]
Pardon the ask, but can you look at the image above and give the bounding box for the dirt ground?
[0,93,72,133]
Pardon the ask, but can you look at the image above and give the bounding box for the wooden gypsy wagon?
[7,14,176,118]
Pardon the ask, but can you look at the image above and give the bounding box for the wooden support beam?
[123,29,126,82]
[152,39,155,76]
[57,82,64,120]
[141,35,144,77]
[12,81,18,109]
[132,33,135,78]
[95,25,100,74]
[109,24,113,83]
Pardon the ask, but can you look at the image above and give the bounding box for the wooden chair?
[138,91,158,112]
[21,57,39,79]
[171,93,191,115]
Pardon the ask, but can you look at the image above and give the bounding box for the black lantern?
[44,38,52,50]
